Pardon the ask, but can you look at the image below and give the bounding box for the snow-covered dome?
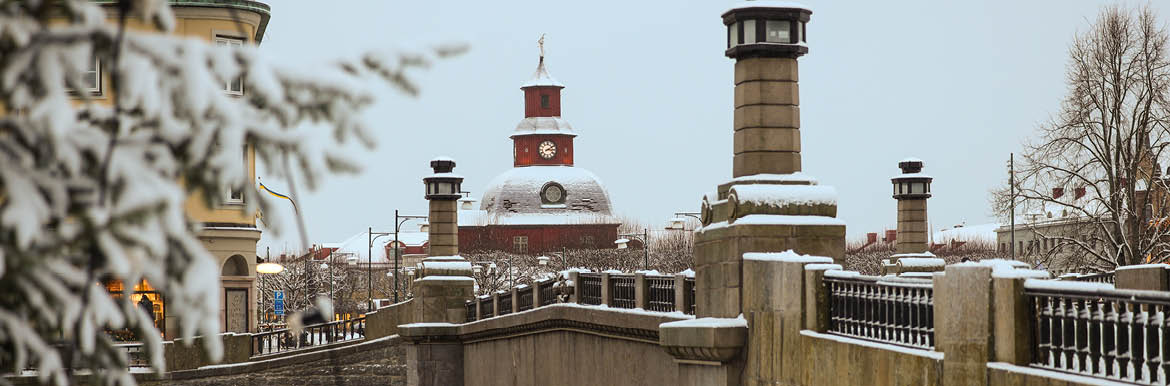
[479,165,613,217]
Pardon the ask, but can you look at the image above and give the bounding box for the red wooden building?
[458,52,619,254]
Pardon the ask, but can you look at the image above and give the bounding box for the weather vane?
[538,33,546,61]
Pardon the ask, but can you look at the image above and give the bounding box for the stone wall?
[366,299,414,339]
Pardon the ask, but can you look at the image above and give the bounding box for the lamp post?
[615,228,651,269]
[367,227,395,311]
[391,210,427,303]
[667,212,702,230]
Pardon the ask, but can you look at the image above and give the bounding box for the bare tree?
[992,5,1170,270]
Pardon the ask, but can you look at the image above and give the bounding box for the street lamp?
[257,247,284,274]
[367,227,396,311]
[667,212,702,230]
[391,210,427,303]
[615,229,651,269]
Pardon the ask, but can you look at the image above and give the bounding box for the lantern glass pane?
[744,20,756,44]
[729,22,739,47]
[797,22,804,42]
[766,20,791,43]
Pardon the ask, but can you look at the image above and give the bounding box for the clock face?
[538,140,557,159]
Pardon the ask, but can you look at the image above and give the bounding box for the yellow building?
[82,0,272,338]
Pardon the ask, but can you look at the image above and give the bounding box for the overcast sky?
[252,0,1170,254]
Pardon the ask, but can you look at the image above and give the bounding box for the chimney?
[867,232,878,244]
[885,229,897,243]
[892,158,933,255]
[1074,187,1086,200]
[1052,187,1064,199]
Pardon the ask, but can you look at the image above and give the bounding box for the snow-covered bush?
[0,1,461,384]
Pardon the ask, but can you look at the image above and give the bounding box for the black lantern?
[424,157,463,200]
[892,158,932,199]
[722,2,811,59]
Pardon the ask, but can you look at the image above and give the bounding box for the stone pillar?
[568,271,581,303]
[428,199,458,257]
[936,264,993,385]
[634,273,648,310]
[600,272,613,307]
[412,157,474,324]
[673,275,689,313]
[1115,264,1170,290]
[992,276,1034,365]
[733,57,800,177]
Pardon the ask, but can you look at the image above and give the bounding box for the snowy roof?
[726,1,811,13]
[933,223,999,244]
[511,117,577,138]
[730,172,818,185]
[899,157,924,164]
[893,172,932,180]
[328,230,429,264]
[520,58,564,89]
[731,184,837,206]
[479,165,614,216]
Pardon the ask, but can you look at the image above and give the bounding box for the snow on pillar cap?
[725,0,812,13]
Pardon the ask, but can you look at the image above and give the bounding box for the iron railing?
[685,277,696,315]
[579,273,603,305]
[251,316,366,357]
[825,275,935,349]
[498,292,513,316]
[612,275,636,309]
[1027,283,1170,384]
[647,276,675,312]
[466,301,477,323]
[517,286,534,312]
[538,279,556,307]
[480,297,495,318]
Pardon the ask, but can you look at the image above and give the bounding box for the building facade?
[84,0,272,337]
[459,51,620,254]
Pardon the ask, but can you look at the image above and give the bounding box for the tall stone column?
[413,157,474,323]
[892,158,933,256]
[733,57,800,177]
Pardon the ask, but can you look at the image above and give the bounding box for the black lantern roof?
[722,2,812,59]
[431,157,456,173]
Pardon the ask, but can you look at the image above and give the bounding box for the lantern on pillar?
[424,157,463,200]
[723,2,811,59]
[892,158,932,199]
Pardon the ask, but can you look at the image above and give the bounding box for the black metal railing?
[538,279,556,307]
[466,301,477,323]
[579,273,603,305]
[498,292,513,316]
[480,297,495,318]
[517,286,534,312]
[251,316,366,357]
[612,275,636,309]
[647,276,675,312]
[825,275,934,349]
[1027,284,1170,384]
[685,277,696,315]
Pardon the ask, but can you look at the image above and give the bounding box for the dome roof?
[479,165,614,221]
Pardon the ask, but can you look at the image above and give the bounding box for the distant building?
[457,50,620,254]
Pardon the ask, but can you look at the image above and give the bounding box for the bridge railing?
[1057,271,1116,284]
[463,270,697,322]
[250,315,366,357]
[1025,280,1170,384]
[824,273,935,350]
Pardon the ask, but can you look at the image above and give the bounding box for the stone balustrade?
[464,271,697,323]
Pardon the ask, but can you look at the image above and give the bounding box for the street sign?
[274,290,285,316]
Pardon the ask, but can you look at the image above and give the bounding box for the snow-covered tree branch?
[0,1,462,384]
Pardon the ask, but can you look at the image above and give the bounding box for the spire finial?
[538,33,546,63]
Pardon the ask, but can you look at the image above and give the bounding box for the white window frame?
[224,147,247,205]
[215,36,245,95]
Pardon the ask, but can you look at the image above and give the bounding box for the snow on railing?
[1024,279,1170,384]
[463,270,698,323]
[1057,271,1116,284]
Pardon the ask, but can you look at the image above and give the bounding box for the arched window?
[222,254,249,276]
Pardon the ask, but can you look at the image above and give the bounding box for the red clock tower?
[512,52,575,167]
[460,41,619,255]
